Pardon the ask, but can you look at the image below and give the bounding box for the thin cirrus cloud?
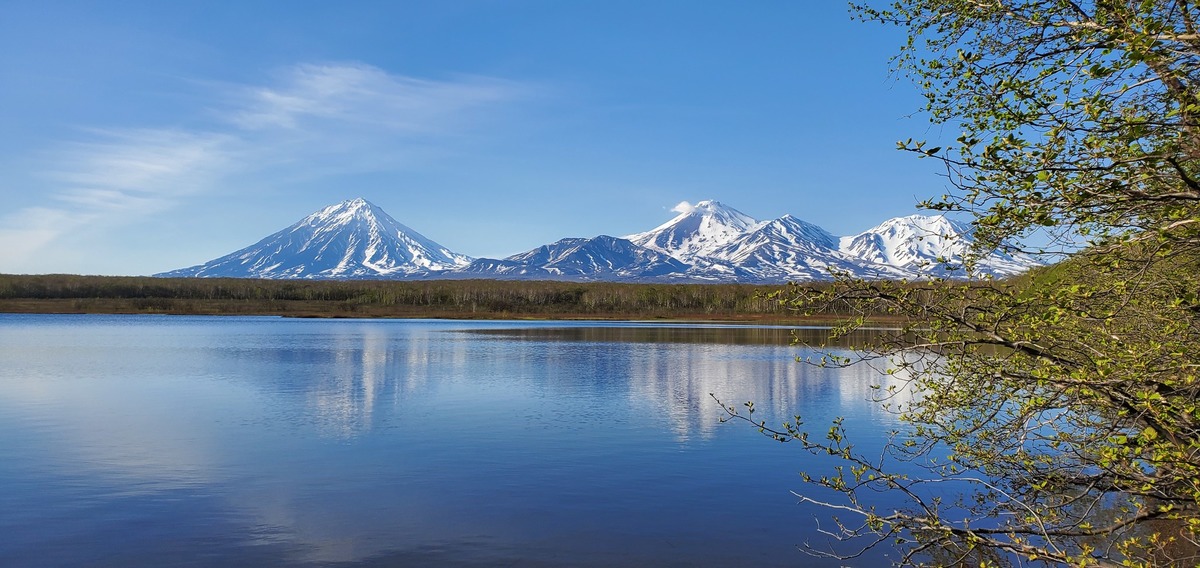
[1,129,233,270]
[1,62,534,273]
[50,129,234,211]
[232,63,526,134]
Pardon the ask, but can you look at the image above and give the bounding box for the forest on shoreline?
[0,274,867,322]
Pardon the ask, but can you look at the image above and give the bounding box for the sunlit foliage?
[720,2,1200,566]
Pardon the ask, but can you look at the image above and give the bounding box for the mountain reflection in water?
[0,315,911,567]
[460,324,890,348]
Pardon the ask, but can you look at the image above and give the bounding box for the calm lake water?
[0,314,910,567]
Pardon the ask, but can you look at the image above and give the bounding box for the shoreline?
[0,275,904,325]
[0,298,873,325]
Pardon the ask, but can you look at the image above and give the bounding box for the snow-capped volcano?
[620,204,1038,281]
[625,200,765,260]
[706,215,905,281]
[157,198,472,279]
[839,214,1037,277]
[156,198,1040,282]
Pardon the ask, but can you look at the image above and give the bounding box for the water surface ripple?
[0,314,906,567]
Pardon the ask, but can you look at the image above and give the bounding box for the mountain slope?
[706,215,905,281]
[452,235,689,280]
[839,214,1038,277]
[157,198,472,279]
[625,200,764,261]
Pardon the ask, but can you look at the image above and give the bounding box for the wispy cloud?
[2,129,234,270]
[1,63,534,273]
[232,63,525,134]
[50,129,233,210]
[0,207,76,269]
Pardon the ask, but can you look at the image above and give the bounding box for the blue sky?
[0,1,949,275]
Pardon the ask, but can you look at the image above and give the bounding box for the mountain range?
[157,198,1039,282]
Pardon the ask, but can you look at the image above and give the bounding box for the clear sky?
[0,1,951,276]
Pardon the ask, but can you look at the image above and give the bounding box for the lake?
[0,314,910,567]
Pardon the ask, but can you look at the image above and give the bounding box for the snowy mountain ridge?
[157,197,1040,282]
[449,235,689,281]
[625,200,766,260]
[839,214,1036,277]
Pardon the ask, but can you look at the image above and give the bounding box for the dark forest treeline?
[0,274,857,320]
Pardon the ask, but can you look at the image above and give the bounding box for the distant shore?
[0,297,840,323]
[0,274,886,323]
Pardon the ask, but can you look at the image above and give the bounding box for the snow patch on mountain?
[454,235,688,280]
[705,215,905,281]
[839,214,1038,277]
[625,200,765,260]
